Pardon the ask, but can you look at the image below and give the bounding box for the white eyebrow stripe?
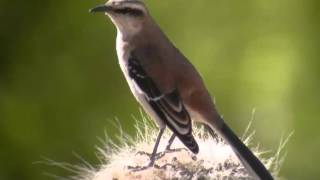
[112,0,146,13]
[121,4,146,12]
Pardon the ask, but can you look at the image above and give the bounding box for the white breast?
[116,33,139,96]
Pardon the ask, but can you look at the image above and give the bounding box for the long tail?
[207,123,274,180]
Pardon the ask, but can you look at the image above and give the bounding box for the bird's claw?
[131,148,192,172]
[127,158,156,172]
[136,148,188,159]
[136,151,162,158]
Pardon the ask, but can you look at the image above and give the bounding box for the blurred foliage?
[0,0,319,179]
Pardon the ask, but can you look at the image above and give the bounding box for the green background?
[1,0,319,179]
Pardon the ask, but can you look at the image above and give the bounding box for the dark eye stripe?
[114,8,144,16]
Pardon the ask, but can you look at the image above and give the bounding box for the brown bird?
[90,0,273,179]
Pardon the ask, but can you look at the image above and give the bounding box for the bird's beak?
[89,4,112,13]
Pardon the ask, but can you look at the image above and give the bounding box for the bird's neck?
[114,20,143,42]
[116,29,134,42]
[115,19,170,62]
[115,17,162,42]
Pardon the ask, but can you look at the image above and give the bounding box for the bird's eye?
[114,8,144,16]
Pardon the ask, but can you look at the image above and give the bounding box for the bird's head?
[90,0,149,35]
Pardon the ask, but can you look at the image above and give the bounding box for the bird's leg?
[162,134,187,154]
[165,134,176,151]
[151,132,194,163]
[159,134,188,157]
[129,128,165,171]
[136,127,165,157]
[147,127,165,166]
[137,133,176,155]
[150,134,176,160]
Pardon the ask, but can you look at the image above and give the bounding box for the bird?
[89,0,274,179]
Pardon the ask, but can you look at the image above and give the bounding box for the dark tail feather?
[213,123,274,180]
[177,133,199,154]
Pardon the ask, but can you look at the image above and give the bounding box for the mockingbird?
[90,0,273,179]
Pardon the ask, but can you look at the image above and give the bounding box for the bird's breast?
[116,33,143,99]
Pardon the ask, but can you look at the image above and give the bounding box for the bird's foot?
[127,159,156,172]
[135,151,152,157]
[154,148,189,160]
[132,148,191,172]
[130,148,195,172]
[136,151,162,158]
[136,148,188,159]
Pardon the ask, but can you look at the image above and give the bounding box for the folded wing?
[128,56,199,153]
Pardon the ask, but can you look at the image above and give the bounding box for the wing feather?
[127,55,199,153]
